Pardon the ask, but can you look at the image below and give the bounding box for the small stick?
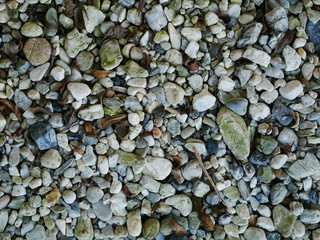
[192,146,231,212]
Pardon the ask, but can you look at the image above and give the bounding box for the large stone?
[217,107,250,160]
[287,153,320,180]
[143,157,173,180]
[125,60,148,77]
[75,217,93,240]
[67,83,91,101]
[40,149,62,169]
[65,29,92,58]
[243,47,271,67]
[29,122,58,150]
[145,4,167,31]
[192,89,216,112]
[116,150,146,167]
[83,6,105,33]
[78,104,104,121]
[243,227,267,240]
[21,22,43,37]
[100,39,123,70]
[23,38,52,66]
[165,194,192,217]
[282,46,301,71]
[273,205,297,237]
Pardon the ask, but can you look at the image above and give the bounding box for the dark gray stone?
[29,122,57,150]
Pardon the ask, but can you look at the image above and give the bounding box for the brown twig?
[192,146,231,212]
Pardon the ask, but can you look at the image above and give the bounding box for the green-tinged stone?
[297,129,315,137]
[124,60,149,78]
[258,136,278,155]
[26,225,46,240]
[65,29,92,58]
[104,107,125,117]
[223,186,240,200]
[248,126,256,143]
[127,199,141,211]
[7,196,26,209]
[273,205,297,237]
[19,203,36,216]
[75,217,94,240]
[43,215,55,229]
[0,210,8,232]
[188,212,200,231]
[287,153,320,180]
[100,39,123,70]
[160,217,173,236]
[125,183,143,196]
[258,166,275,184]
[116,150,146,167]
[93,0,101,9]
[45,8,58,29]
[143,218,160,239]
[217,107,250,160]
[169,0,181,11]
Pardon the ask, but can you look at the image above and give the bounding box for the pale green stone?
[100,39,123,70]
[125,60,149,78]
[258,166,275,184]
[224,186,240,200]
[217,107,250,160]
[273,205,297,237]
[258,136,278,155]
[287,153,320,180]
[65,29,92,58]
[160,217,173,235]
[188,212,200,231]
[75,217,94,240]
[19,202,36,216]
[116,150,146,167]
[143,218,160,239]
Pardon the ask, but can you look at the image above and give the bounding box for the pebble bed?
[0,0,320,239]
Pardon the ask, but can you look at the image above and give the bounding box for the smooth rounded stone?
[125,60,148,77]
[243,227,267,240]
[224,97,248,116]
[258,136,278,155]
[288,153,320,180]
[165,194,192,217]
[100,39,123,70]
[282,45,302,71]
[26,225,46,240]
[62,190,76,204]
[265,7,288,32]
[279,80,303,100]
[271,101,294,126]
[83,5,105,33]
[86,186,104,203]
[0,9,10,23]
[143,157,173,180]
[270,183,287,205]
[300,209,320,224]
[249,151,268,166]
[29,63,50,81]
[40,149,62,169]
[273,205,297,237]
[143,218,160,239]
[0,195,10,210]
[116,150,146,167]
[224,186,240,200]
[21,22,43,37]
[165,49,183,66]
[185,138,206,154]
[78,104,104,121]
[50,66,65,81]
[205,11,219,26]
[163,82,185,106]
[67,82,91,101]
[218,75,235,92]
[19,202,36,216]
[126,209,142,237]
[181,27,202,42]
[237,22,263,47]
[75,217,94,240]
[224,223,239,238]
[258,166,275,184]
[0,209,8,232]
[185,41,199,59]
[217,107,250,160]
[249,103,270,121]
[76,51,94,71]
[277,127,298,151]
[307,20,320,48]
[192,181,210,197]
[65,28,92,58]
[270,154,288,169]
[145,4,167,31]
[93,201,112,221]
[187,74,203,93]
[23,38,52,66]
[219,214,232,225]
[181,160,202,181]
[192,89,216,112]
[29,122,58,150]
[243,47,271,67]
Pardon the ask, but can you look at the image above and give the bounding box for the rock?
[0,209,8,232]
[225,97,248,116]
[40,149,62,169]
[181,160,202,180]
[270,154,288,169]
[86,186,104,203]
[75,217,93,240]
[168,23,181,49]
[145,4,167,31]
[23,38,52,66]
[282,46,301,71]
[271,101,295,126]
[300,209,320,224]
[165,194,192,217]
[258,166,275,184]
[78,104,104,121]
[65,28,92,58]
[83,5,105,33]
[217,107,250,160]
[192,181,210,198]
[143,157,173,180]
[205,11,219,26]
[50,66,65,81]
[185,41,199,59]
[288,153,320,180]
[249,151,268,166]
[29,63,50,81]
[307,20,320,50]
[163,82,185,106]
[125,60,148,77]
[265,7,288,32]
[76,51,94,71]
[279,80,303,100]
[92,201,112,221]
[243,227,267,240]
[218,75,235,92]
[273,205,297,237]
[256,217,275,232]
[165,49,183,66]
[62,190,76,204]
[143,218,160,239]
[192,89,216,112]
[249,103,270,121]
[100,39,123,70]
[277,127,298,151]
[127,209,142,237]
[237,23,263,48]
[29,122,58,150]
[21,22,43,37]
[271,183,287,205]
[68,83,91,101]
[259,136,278,155]
[119,0,136,7]
[116,150,146,167]
[243,47,271,67]
[0,9,10,23]
[0,196,10,210]
[181,27,202,41]
[26,225,46,240]
[224,186,240,200]
[185,138,206,154]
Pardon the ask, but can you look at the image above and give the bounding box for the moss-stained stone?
[100,39,123,70]
[217,107,250,160]
[125,60,149,78]
[143,218,160,239]
[273,205,297,237]
[104,107,125,117]
[74,217,94,240]
[116,150,146,167]
[65,28,92,58]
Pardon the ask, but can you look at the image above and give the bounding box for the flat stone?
[26,225,46,240]
[282,46,301,71]
[21,22,43,37]
[75,217,94,240]
[116,150,146,167]
[182,160,202,180]
[273,205,297,237]
[142,218,160,239]
[68,83,91,101]
[192,89,216,112]
[127,209,142,237]
[270,183,288,205]
[100,39,123,70]
[163,82,185,106]
[243,47,271,67]
[265,7,288,32]
[287,153,320,180]
[165,49,183,66]
[92,201,112,221]
[65,28,92,58]
[237,22,263,48]
[279,80,303,100]
[0,196,10,210]
[78,104,104,121]
[243,227,267,240]
[86,186,104,203]
[300,209,320,224]
[168,23,181,49]
[23,38,52,66]
[125,60,148,77]
[181,27,202,41]
[29,63,50,81]
[83,5,105,33]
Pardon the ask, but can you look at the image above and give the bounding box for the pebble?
[243,227,267,240]
[249,103,270,121]
[23,38,52,66]
[271,101,294,126]
[279,80,303,100]
[192,89,216,112]
[270,183,287,205]
[265,7,288,32]
[127,209,142,237]
[243,47,271,67]
[142,218,160,239]
[65,28,92,58]
[78,104,104,121]
[40,149,62,169]
[86,186,104,203]
[0,196,10,210]
[185,41,199,59]
[100,39,123,70]
[272,205,297,237]
[165,194,192,217]
[282,46,302,71]
[288,153,320,180]
[29,122,58,150]
[164,82,185,106]
[30,63,50,81]
[21,22,43,37]
[83,5,105,33]
[143,157,173,180]
[145,4,167,31]
[270,154,288,169]
[68,83,91,101]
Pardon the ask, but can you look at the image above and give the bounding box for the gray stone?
[265,7,288,32]
[145,5,167,31]
[100,39,123,70]
[65,28,92,58]
[287,153,320,180]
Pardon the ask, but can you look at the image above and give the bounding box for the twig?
[192,146,231,212]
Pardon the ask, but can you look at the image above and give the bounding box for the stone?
[300,209,320,224]
[26,225,46,240]
[282,46,301,71]
[243,47,271,67]
[181,27,202,41]
[83,5,105,33]
[168,23,181,49]
[145,4,167,31]
[23,38,52,66]
[205,11,219,26]
[192,89,216,112]
[273,205,297,237]
[217,107,250,160]
[218,76,235,92]
[40,149,62,169]
[188,74,203,93]
[127,8,142,25]
[30,63,50,81]
[272,101,295,126]
[279,80,303,100]
[165,194,192,217]
[62,190,76,204]
[143,218,160,239]
[249,103,270,121]
[224,186,240,200]
[0,196,10,210]
[287,153,320,180]
[163,82,185,106]
[86,186,104,203]
[165,49,183,65]
[258,166,275,184]
[100,39,123,70]
[125,60,148,77]
[185,41,199,59]
[75,217,94,240]
[243,227,267,240]
[65,28,92,58]
[181,160,202,180]
[270,183,287,205]
[78,104,104,121]
[92,201,112,221]
[50,66,65,81]
[29,122,58,150]
[307,20,320,50]
[270,154,288,169]
[21,22,43,37]
[225,97,248,116]
[76,51,94,71]
[192,181,210,197]
[67,83,91,101]
[143,157,173,180]
[259,136,278,155]
[265,7,288,32]
[127,209,142,237]
[237,23,263,48]
[116,150,146,167]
